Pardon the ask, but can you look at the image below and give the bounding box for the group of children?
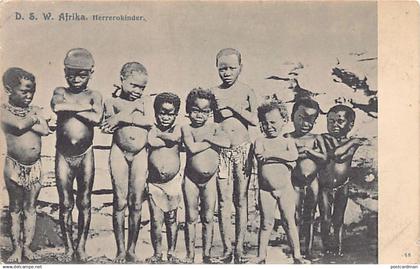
[1,47,365,264]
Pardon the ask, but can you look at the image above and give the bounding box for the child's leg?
[74,149,95,261]
[22,182,42,260]
[126,150,148,261]
[164,209,178,258]
[200,175,217,259]
[55,152,76,261]
[301,179,319,257]
[216,176,233,260]
[147,197,164,261]
[318,188,333,253]
[232,161,251,261]
[255,189,276,262]
[276,185,305,262]
[4,176,24,263]
[109,145,129,262]
[331,185,349,256]
[182,175,199,261]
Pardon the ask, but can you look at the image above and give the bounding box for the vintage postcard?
[0,0,418,266]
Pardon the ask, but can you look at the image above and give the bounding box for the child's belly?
[6,132,41,164]
[259,163,291,191]
[319,162,350,188]
[148,149,180,183]
[220,118,249,146]
[114,126,148,153]
[296,158,318,178]
[57,117,93,155]
[186,149,219,183]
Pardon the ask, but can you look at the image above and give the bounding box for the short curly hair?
[216,48,242,66]
[120,62,148,80]
[327,104,356,123]
[2,67,35,90]
[291,97,320,119]
[154,92,181,114]
[185,87,217,114]
[258,100,289,123]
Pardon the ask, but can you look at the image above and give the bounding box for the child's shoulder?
[53,86,67,94]
[85,88,102,98]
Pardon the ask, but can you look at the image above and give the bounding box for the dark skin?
[146,102,182,263]
[50,68,103,262]
[318,110,365,256]
[1,78,50,263]
[289,105,327,259]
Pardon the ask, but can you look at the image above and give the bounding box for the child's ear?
[120,75,124,82]
[348,121,354,131]
[4,86,12,95]
[90,70,95,75]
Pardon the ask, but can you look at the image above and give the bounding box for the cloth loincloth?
[59,145,92,167]
[4,156,42,190]
[147,173,182,212]
[218,142,252,183]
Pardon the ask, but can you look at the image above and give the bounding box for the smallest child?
[146,92,183,263]
[1,67,51,263]
[252,100,309,264]
[319,104,366,257]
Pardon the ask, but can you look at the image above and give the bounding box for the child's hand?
[351,137,368,146]
[101,114,121,132]
[215,96,228,110]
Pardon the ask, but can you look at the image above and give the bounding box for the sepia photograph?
[0,0,415,265]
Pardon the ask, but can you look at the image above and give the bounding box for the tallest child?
[50,48,103,262]
[212,48,258,264]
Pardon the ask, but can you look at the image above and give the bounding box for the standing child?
[146,92,182,263]
[319,105,365,256]
[289,98,327,260]
[181,88,230,264]
[1,67,50,263]
[100,62,154,263]
[211,48,258,264]
[252,100,309,264]
[50,48,103,262]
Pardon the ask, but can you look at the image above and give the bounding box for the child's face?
[8,78,35,108]
[65,68,92,91]
[217,54,242,86]
[327,111,353,138]
[156,102,177,129]
[260,109,286,138]
[189,98,212,127]
[292,105,318,135]
[121,71,147,101]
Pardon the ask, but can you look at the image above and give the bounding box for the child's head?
[153,92,181,129]
[64,48,94,91]
[291,98,320,135]
[258,100,288,138]
[186,87,216,127]
[327,104,355,138]
[2,67,36,108]
[216,48,242,87]
[120,62,148,101]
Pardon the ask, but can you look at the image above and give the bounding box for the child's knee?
[261,218,274,231]
[114,199,127,212]
[186,213,198,224]
[165,211,177,225]
[61,199,74,212]
[128,198,142,211]
[76,196,91,210]
[200,212,213,225]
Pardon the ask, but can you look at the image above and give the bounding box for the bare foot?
[23,246,40,260]
[59,250,74,263]
[126,251,138,263]
[7,248,22,263]
[113,252,126,263]
[293,256,311,264]
[248,256,266,264]
[145,254,163,264]
[75,249,88,263]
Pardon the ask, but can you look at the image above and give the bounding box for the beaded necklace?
[1,103,32,117]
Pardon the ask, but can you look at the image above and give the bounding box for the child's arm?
[304,135,328,163]
[147,126,166,148]
[181,125,211,154]
[226,89,258,126]
[100,99,115,134]
[203,125,231,148]
[30,107,50,136]
[264,137,299,162]
[334,137,365,162]
[157,125,182,144]
[50,87,92,113]
[0,108,39,133]
[75,91,104,124]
